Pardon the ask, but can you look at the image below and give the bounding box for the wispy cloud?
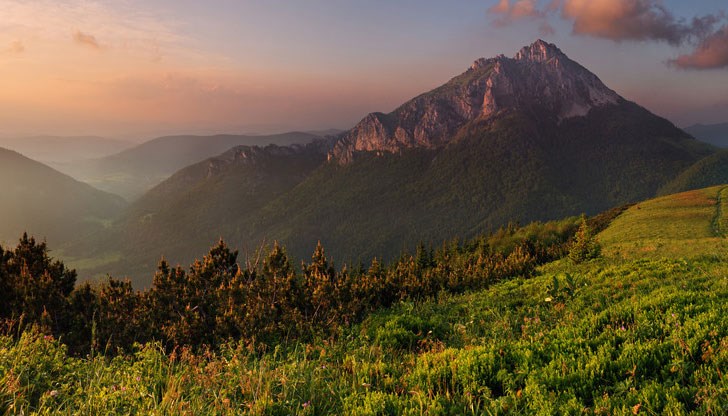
[0,0,205,64]
[4,40,25,54]
[488,0,728,70]
[670,25,728,69]
[72,30,101,49]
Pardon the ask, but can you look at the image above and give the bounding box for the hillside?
[599,184,728,259]
[684,122,728,148]
[256,103,708,260]
[62,40,715,286]
[660,150,728,195]
[53,132,324,200]
[63,141,332,281]
[2,187,726,414]
[0,147,126,247]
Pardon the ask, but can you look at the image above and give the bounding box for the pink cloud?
[670,26,728,69]
[489,0,545,27]
[489,0,723,45]
[561,0,719,45]
[490,0,510,14]
[488,0,728,70]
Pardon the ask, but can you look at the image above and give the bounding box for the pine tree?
[568,216,601,263]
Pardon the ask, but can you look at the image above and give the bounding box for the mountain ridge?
[54,132,326,200]
[60,40,715,286]
[684,122,728,148]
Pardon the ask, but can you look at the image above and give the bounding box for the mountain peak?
[331,40,622,163]
[514,39,564,63]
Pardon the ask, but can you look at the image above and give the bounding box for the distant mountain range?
[52,132,327,200]
[684,122,728,148]
[0,136,131,164]
[0,147,125,247]
[59,40,717,286]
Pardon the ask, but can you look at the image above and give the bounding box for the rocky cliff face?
[331,39,621,163]
[204,139,333,179]
[137,139,334,200]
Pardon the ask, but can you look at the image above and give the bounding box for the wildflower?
[620,326,626,331]
[49,390,58,397]
[544,297,552,302]
[302,401,311,408]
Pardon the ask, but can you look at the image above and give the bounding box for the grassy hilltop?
[1,187,727,414]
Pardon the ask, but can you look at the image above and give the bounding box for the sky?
[1,0,727,140]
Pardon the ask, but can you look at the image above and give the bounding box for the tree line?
[0,212,610,356]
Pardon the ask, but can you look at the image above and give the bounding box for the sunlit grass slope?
[599,185,728,260]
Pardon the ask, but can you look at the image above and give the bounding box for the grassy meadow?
[1,186,727,414]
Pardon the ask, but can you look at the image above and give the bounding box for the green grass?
[2,187,728,414]
[3,257,726,414]
[599,185,728,260]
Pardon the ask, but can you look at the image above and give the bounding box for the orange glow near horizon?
[0,1,425,138]
[2,0,726,138]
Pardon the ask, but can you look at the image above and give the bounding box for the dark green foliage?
[147,240,240,347]
[94,278,146,354]
[0,233,76,336]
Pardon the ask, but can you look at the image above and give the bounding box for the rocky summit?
[330,39,620,163]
